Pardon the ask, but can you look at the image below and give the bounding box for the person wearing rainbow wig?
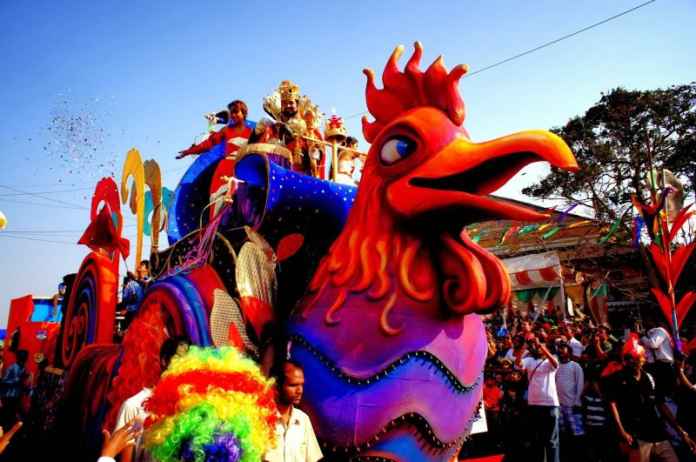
[112,336,190,462]
[142,346,278,462]
[604,334,696,461]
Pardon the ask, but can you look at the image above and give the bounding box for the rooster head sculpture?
[287,42,578,462]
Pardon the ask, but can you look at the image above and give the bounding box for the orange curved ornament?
[399,240,435,303]
[121,148,146,267]
[324,289,348,325]
[353,239,377,292]
[332,231,361,286]
[144,159,163,255]
[379,292,403,336]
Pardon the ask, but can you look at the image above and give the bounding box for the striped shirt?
[582,391,607,429]
[556,361,584,407]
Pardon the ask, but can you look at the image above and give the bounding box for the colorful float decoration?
[287,42,577,461]
[143,346,278,462]
[632,169,695,353]
[60,177,125,368]
[11,42,579,462]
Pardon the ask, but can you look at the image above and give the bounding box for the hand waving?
[101,418,142,458]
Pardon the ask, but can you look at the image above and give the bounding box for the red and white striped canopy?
[501,251,562,290]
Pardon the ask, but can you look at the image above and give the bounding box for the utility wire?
[0,187,93,197]
[0,234,76,245]
[0,223,137,234]
[0,157,187,194]
[0,199,87,210]
[0,184,88,209]
[467,0,656,77]
[343,0,656,120]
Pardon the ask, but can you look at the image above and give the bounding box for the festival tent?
[501,251,566,317]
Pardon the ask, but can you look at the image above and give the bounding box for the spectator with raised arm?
[515,336,560,462]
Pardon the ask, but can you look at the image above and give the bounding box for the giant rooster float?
[11,42,577,462]
[286,42,577,461]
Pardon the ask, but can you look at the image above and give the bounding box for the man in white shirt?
[504,334,529,362]
[641,324,675,399]
[264,360,322,462]
[555,341,585,456]
[516,336,560,462]
[561,322,585,360]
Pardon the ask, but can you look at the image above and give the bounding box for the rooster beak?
[386,130,578,223]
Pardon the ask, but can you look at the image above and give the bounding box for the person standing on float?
[177,100,254,218]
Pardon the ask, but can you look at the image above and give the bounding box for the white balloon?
[0,210,6,230]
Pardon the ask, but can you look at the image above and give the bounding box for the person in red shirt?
[483,374,503,413]
[177,100,253,160]
[177,100,254,219]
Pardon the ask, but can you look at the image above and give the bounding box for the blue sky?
[0,0,694,325]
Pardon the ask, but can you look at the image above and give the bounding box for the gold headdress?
[300,97,323,130]
[324,115,347,141]
[262,91,281,120]
[279,80,300,102]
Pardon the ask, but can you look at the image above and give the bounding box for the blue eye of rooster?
[380,137,416,165]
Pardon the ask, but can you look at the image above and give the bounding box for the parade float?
[4,43,580,461]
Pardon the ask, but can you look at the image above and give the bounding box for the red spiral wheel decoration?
[60,252,118,368]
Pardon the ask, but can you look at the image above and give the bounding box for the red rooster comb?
[362,41,468,142]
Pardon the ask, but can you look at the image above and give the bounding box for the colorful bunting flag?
[518,224,540,235]
[542,226,562,240]
[555,203,578,223]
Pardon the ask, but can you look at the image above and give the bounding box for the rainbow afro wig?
[143,346,278,462]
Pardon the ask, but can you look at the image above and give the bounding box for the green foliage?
[523,83,696,222]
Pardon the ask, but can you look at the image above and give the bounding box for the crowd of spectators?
[473,310,696,462]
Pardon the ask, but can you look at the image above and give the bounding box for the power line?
[2,223,137,234]
[0,160,187,194]
[1,230,85,235]
[344,0,657,120]
[466,0,656,77]
[0,223,137,234]
[0,184,88,209]
[0,187,92,197]
[0,234,76,245]
[0,198,87,210]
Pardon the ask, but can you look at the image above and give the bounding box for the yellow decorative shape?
[121,148,145,267]
[144,160,163,254]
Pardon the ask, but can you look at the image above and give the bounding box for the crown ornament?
[324,115,347,141]
[279,80,300,102]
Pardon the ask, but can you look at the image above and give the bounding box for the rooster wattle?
[286,42,578,461]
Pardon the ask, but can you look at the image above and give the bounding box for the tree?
[523,83,696,222]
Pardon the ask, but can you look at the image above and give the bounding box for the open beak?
[386,130,578,223]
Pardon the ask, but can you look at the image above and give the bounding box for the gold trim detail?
[237,143,292,162]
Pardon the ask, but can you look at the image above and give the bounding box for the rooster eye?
[380,137,416,165]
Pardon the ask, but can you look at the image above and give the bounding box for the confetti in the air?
[43,94,119,182]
